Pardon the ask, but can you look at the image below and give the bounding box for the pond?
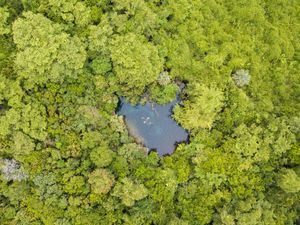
[117,91,189,156]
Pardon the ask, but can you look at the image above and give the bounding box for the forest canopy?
[0,0,299,225]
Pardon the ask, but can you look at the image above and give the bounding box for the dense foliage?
[0,0,299,224]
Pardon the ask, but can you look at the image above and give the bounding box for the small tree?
[90,145,114,168]
[88,169,115,194]
[12,12,86,86]
[0,7,10,35]
[110,33,163,98]
[157,71,171,86]
[278,169,300,193]
[232,69,251,87]
[173,84,224,130]
[0,158,27,181]
[112,177,148,207]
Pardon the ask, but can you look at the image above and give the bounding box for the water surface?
[117,94,188,156]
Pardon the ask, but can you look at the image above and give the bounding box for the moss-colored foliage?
[0,0,299,224]
[110,0,159,35]
[174,84,224,130]
[91,56,112,75]
[0,7,10,35]
[110,33,163,100]
[90,145,114,168]
[112,177,148,207]
[87,15,113,54]
[12,12,86,86]
[12,131,35,156]
[0,102,47,141]
[39,0,91,27]
[149,83,179,104]
[278,169,300,193]
[64,175,89,195]
[88,168,115,195]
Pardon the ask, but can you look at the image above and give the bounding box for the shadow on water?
[116,85,189,156]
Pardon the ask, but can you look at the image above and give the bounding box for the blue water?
[117,95,189,156]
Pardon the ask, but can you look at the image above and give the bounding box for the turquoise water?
[117,95,189,156]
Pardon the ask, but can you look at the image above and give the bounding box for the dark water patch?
[117,89,189,156]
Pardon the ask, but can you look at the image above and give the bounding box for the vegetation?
[0,0,299,224]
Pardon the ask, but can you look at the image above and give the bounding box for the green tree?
[12,12,86,86]
[87,15,113,55]
[110,33,163,100]
[174,83,224,130]
[39,0,91,27]
[0,0,299,224]
[0,7,10,35]
[149,83,179,104]
[0,102,47,141]
[90,56,112,75]
[64,176,89,195]
[112,177,148,207]
[278,169,300,193]
[12,131,35,156]
[90,145,114,168]
[88,168,115,195]
[110,0,158,35]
